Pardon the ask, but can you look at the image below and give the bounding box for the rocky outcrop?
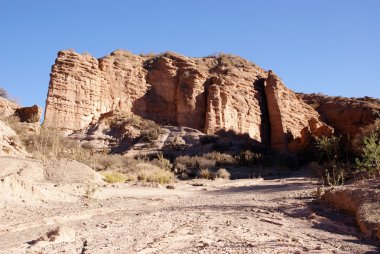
[15,105,42,123]
[298,93,380,145]
[265,71,333,151]
[44,50,149,132]
[0,97,18,117]
[323,177,380,240]
[45,50,334,151]
[0,120,28,157]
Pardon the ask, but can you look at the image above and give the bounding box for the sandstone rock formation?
[323,177,380,240]
[0,97,18,117]
[298,93,380,145]
[15,105,42,123]
[45,50,330,151]
[265,71,333,151]
[0,120,28,157]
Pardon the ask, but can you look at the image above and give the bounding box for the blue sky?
[0,0,379,107]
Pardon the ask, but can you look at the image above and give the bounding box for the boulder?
[15,105,42,123]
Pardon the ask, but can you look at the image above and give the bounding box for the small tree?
[315,136,345,186]
[355,131,380,177]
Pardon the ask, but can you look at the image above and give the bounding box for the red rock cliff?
[44,50,332,151]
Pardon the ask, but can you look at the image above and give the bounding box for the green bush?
[315,135,345,186]
[355,132,380,177]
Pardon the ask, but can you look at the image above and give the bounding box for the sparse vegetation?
[103,172,127,183]
[208,53,257,70]
[315,136,345,186]
[198,168,215,180]
[216,168,230,179]
[355,122,380,177]
[0,87,8,98]
[21,126,82,160]
[84,182,98,199]
[130,163,175,184]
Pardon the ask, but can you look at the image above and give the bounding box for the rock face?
[0,97,18,117]
[0,120,28,157]
[44,50,332,151]
[15,105,42,123]
[265,71,333,151]
[298,93,380,142]
[323,177,380,240]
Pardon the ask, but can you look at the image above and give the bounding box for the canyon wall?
[44,50,332,151]
[298,93,380,138]
[265,71,332,151]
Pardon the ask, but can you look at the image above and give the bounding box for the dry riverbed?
[1,176,379,254]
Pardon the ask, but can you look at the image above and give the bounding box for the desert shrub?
[140,128,159,142]
[352,119,380,152]
[139,52,156,58]
[216,168,230,179]
[2,115,22,133]
[134,165,174,184]
[19,125,95,163]
[355,132,380,177]
[196,157,216,169]
[22,126,70,159]
[103,172,126,183]
[174,155,197,168]
[173,163,187,174]
[84,182,99,199]
[239,150,263,166]
[315,136,345,186]
[96,154,123,170]
[104,112,163,144]
[175,153,234,170]
[169,135,186,150]
[204,152,237,166]
[0,87,8,98]
[150,153,172,171]
[198,168,215,180]
[209,53,251,70]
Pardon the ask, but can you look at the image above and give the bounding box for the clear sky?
[0,0,379,108]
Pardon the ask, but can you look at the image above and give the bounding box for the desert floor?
[1,173,379,254]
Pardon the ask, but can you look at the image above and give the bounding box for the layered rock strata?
[44,50,332,151]
[323,178,380,240]
[265,71,333,151]
[298,93,380,145]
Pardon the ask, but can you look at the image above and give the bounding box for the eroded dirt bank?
[1,177,379,254]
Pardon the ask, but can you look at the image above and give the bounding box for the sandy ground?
[1,175,379,254]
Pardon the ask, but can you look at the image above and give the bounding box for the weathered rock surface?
[298,93,380,145]
[15,105,42,123]
[265,71,333,151]
[0,97,18,117]
[0,120,28,157]
[323,177,380,240]
[45,50,331,151]
[69,111,249,157]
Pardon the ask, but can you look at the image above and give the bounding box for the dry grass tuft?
[198,168,216,180]
[216,168,230,179]
[103,172,127,183]
[129,163,175,184]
